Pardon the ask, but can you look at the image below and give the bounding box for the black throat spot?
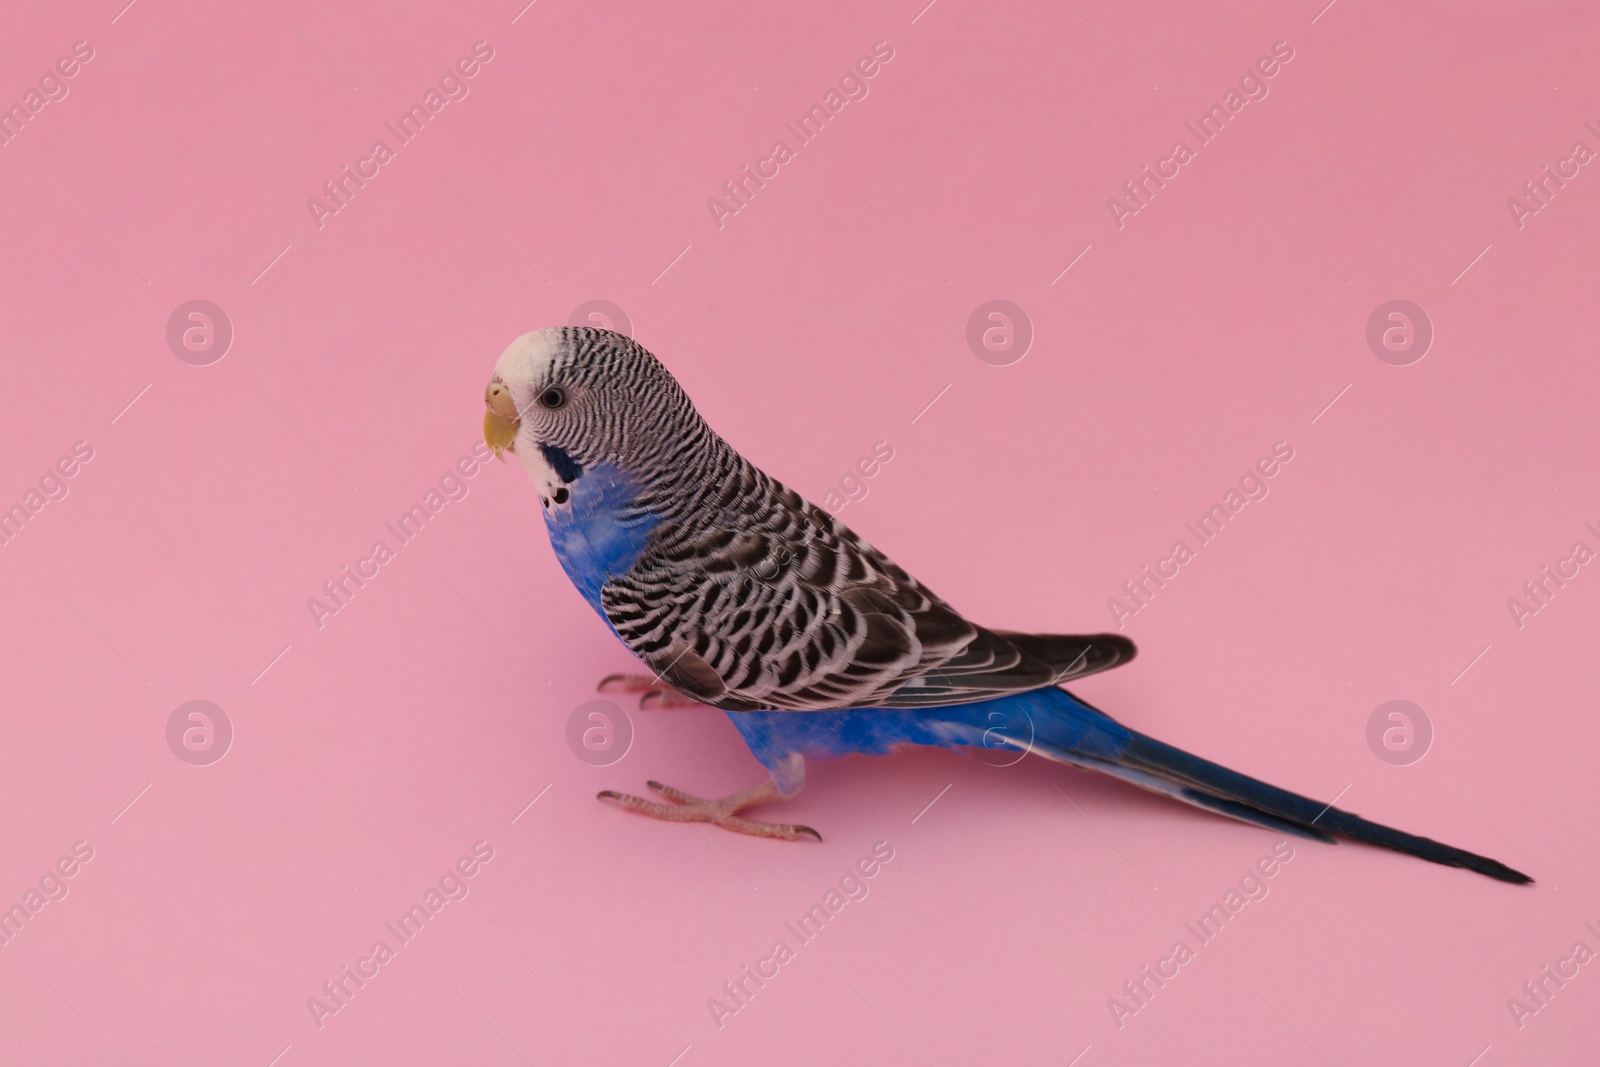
[539,442,584,484]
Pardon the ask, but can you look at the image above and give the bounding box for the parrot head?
[483,325,696,503]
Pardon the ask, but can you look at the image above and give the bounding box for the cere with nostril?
[484,379,521,458]
[485,380,517,418]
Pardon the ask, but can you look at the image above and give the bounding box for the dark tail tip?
[1462,856,1534,885]
[1120,734,1535,885]
[1308,805,1535,884]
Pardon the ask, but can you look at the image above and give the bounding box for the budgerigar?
[482,326,1529,884]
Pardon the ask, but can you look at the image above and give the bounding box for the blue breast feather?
[547,469,1133,780]
[544,463,659,626]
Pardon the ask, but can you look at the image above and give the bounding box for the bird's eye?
[538,386,567,410]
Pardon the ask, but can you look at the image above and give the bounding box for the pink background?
[0,0,1596,1063]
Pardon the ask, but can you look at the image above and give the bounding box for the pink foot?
[598,778,822,841]
[598,673,705,709]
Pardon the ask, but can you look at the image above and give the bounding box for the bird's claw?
[596,673,703,709]
[597,777,821,842]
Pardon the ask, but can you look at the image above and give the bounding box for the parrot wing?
[600,477,1134,712]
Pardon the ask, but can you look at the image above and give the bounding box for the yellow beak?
[484,381,520,459]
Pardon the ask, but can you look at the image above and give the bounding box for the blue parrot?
[482,326,1529,883]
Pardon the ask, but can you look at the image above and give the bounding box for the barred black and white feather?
[492,326,1134,713]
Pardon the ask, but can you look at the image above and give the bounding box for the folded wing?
[601,469,1137,712]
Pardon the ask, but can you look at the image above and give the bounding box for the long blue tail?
[1014,688,1531,884]
[730,687,1532,884]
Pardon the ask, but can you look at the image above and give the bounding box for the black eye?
[538,386,567,410]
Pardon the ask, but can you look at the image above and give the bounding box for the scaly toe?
[717,814,825,841]
[639,688,702,710]
[596,777,819,841]
[597,673,667,695]
[597,789,712,823]
[647,780,706,805]
[597,674,701,709]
